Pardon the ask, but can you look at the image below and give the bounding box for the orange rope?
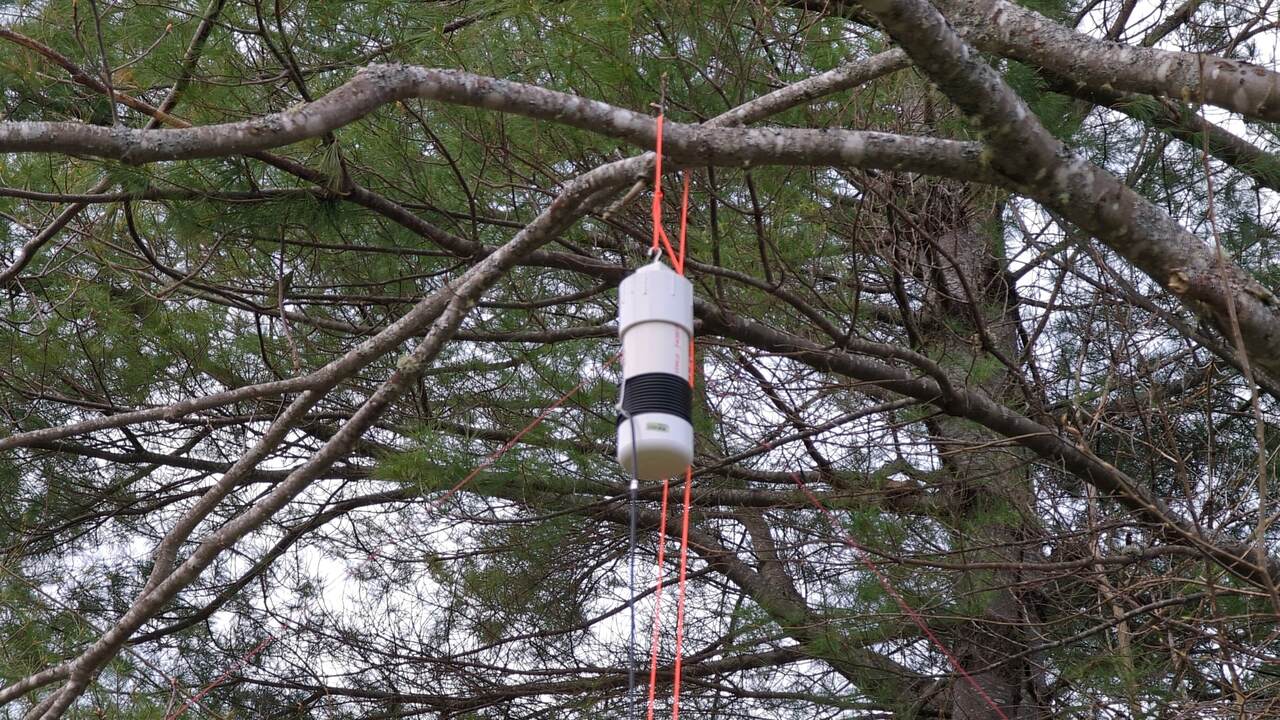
[651,114,678,266]
[643,106,696,719]
[164,635,275,720]
[668,464,694,718]
[643,477,672,719]
[669,332,696,717]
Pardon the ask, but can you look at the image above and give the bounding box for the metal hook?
[647,246,668,268]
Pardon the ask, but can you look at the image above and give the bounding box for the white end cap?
[618,261,693,338]
[617,412,694,481]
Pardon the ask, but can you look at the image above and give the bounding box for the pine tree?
[1,0,1279,717]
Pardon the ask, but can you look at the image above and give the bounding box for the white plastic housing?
[618,411,694,481]
[621,322,690,380]
[617,261,694,481]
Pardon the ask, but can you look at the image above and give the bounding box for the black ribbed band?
[617,373,692,423]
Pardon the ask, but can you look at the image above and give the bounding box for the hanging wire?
[620,381,642,720]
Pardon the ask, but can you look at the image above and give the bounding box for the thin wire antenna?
[86,0,119,126]
[620,376,643,720]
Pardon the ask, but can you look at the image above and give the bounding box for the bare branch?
[859,0,1280,378]
[934,0,1280,122]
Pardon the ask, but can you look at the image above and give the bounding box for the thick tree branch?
[1055,83,1280,194]
[0,65,987,180]
[466,483,943,711]
[0,52,915,450]
[16,156,639,720]
[858,0,1280,377]
[932,0,1280,123]
[697,300,1280,589]
[240,647,810,713]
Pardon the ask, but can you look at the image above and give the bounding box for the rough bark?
[859,0,1280,388]
[18,157,640,720]
[0,65,988,179]
[934,0,1280,123]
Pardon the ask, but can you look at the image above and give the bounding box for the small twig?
[86,0,118,125]
[602,179,647,221]
[277,233,302,374]
[1197,54,1277,616]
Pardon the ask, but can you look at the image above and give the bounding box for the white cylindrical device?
[617,261,694,481]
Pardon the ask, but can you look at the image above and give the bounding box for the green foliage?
[1,0,1278,717]
[1014,0,1073,21]
[0,577,97,688]
[1003,60,1084,141]
[453,516,594,644]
